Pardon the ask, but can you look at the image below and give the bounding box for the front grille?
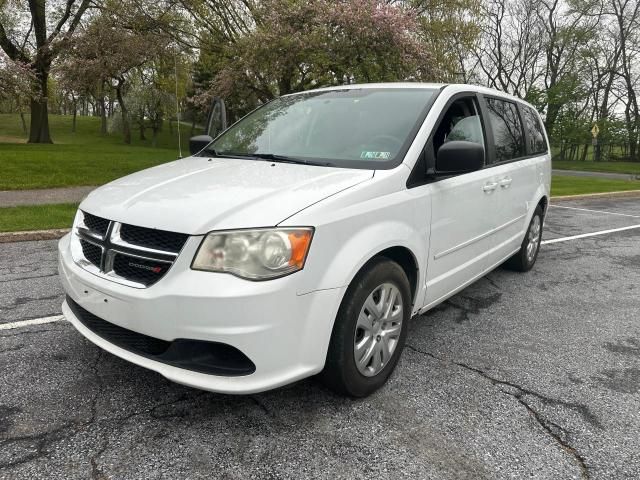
[83,212,110,237]
[80,239,102,268]
[120,224,188,253]
[67,296,256,376]
[112,253,168,286]
[73,211,187,288]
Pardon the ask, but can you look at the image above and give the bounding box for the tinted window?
[205,88,437,169]
[523,106,547,154]
[486,98,525,162]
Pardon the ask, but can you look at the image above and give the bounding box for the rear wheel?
[321,258,411,397]
[504,205,544,272]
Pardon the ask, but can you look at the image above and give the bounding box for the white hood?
[80,156,373,234]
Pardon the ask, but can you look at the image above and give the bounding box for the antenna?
[174,49,182,158]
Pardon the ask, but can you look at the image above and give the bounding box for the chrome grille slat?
[82,212,110,238]
[109,223,180,258]
[120,223,188,253]
[71,211,187,288]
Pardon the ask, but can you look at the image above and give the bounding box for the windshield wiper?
[250,153,308,164]
[253,153,336,167]
[221,151,333,167]
[201,149,333,166]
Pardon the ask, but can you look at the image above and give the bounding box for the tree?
[411,0,482,82]
[56,7,170,143]
[0,0,92,143]
[186,0,441,119]
[127,60,179,147]
[0,52,34,133]
[606,0,640,159]
[536,0,601,134]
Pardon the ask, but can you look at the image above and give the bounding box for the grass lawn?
[551,176,640,196]
[0,203,78,232]
[0,113,191,190]
[552,160,640,175]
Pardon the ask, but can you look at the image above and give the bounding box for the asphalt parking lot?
[1,196,639,480]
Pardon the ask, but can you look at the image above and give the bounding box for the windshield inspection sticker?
[361,151,391,159]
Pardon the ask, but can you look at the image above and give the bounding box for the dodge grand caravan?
[58,83,551,397]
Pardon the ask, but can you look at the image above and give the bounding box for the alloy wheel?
[526,215,541,263]
[353,283,404,377]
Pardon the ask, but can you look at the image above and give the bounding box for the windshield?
[203,88,438,169]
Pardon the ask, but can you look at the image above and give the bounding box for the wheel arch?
[538,195,549,216]
[342,245,420,311]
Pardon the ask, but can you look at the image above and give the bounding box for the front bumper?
[58,233,344,394]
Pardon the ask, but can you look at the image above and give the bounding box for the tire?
[504,205,544,272]
[321,257,411,397]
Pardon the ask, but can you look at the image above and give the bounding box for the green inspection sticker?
[360,151,392,159]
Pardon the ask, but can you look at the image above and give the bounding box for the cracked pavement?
[1,196,639,479]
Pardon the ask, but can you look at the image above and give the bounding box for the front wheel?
[321,258,411,397]
[504,205,544,272]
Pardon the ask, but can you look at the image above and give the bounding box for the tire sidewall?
[523,206,544,270]
[333,259,411,397]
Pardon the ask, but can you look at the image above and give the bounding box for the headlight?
[191,228,314,280]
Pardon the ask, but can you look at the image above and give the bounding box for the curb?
[551,190,640,201]
[0,228,70,244]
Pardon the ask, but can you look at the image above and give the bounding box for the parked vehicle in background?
[58,83,551,397]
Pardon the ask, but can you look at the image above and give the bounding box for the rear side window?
[523,106,548,154]
[486,98,525,162]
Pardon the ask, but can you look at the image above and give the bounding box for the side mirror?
[189,135,213,156]
[436,141,484,175]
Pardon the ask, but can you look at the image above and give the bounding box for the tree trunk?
[72,107,77,133]
[19,110,28,135]
[152,128,159,148]
[139,122,146,140]
[101,108,107,134]
[544,102,561,136]
[116,79,131,144]
[580,144,588,162]
[28,69,52,143]
[99,97,107,135]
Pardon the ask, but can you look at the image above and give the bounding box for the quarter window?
[486,98,525,162]
[523,106,548,154]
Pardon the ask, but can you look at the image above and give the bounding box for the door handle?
[499,177,513,188]
[483,182,498,193]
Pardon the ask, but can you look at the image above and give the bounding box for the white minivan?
[58,83,551,397]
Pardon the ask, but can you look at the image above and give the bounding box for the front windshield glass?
[203,88,437,169]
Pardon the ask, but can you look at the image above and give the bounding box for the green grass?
[551,175,640,196]
[553,160,640,175]
[0,203,78,232]
[0,113,191,190]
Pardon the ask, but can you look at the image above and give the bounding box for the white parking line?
[542,224,640,245]
[550,204,640,218]
[0,315,65,331]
